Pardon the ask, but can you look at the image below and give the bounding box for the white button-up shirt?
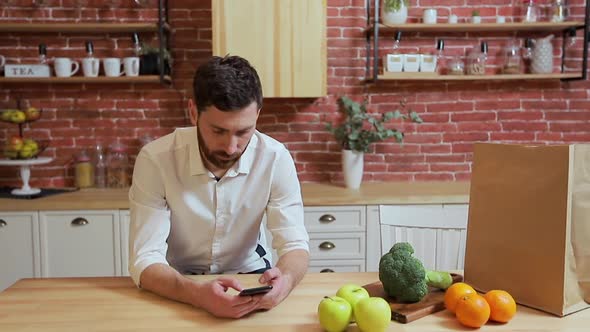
[128,127,309,286]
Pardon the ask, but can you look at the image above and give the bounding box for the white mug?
[423,8,437,24]
[0,55,5,69]
[54,57,80,77]
[123,57,139,77]
[103,57,124,77]
[82,57,100,77]
[448,14,458,24]
[496,16,506,23]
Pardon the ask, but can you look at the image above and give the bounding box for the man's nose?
[222,135,239,155]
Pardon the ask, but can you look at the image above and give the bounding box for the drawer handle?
[71,217,89,226]
[320,268,335,273]
[319,214,335,223]
[0,219,6,228]
[319,241,335,250]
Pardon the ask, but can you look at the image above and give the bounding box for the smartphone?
[238,285,273,296]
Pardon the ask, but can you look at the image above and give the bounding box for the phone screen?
[238,285,273,296]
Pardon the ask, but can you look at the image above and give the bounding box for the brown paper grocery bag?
[464,143,590,316]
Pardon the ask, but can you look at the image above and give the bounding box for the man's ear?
[188,99,197,125]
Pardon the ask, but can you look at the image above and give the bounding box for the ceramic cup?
[423,8,437,24]
[123,57,140,77]
[448,14,458,24]
[54,57,80,77]
[496,16,506,23]
[82,57,100,77]
[103,57,124,77]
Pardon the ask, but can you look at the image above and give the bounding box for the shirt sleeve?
[128,149,171,287]
[265,148,310,258]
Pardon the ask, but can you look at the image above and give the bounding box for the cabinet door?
[308,259,365,273]
[39,210,121,277]
[119,210,130,277]
[212,0,327,97]
[379,204,468,271]
[0,212,40,291]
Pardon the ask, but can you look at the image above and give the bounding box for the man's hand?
[254,267,293,310]
[192,277,261,319]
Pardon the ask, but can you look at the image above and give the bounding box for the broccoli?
[378,242,453,303]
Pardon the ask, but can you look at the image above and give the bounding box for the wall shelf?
[365,0,590,83]
[0,22,170,34]
[372,72,581,81]
[369,22,585,34]
[0,75,171,84]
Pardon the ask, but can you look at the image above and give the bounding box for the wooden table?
[0,272,587,331]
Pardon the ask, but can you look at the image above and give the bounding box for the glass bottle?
[384,31,403,72]
[94,143,107,188]
[466,41,488,75]
[435,39,445,74]
[38,43,47,64]
[523,0,541,23]
[132,33,142,57]
[502,40,522,74]
[107,142,129,188]
[75,150,95,189]
[523,38,534,73]
[550,0,568,22]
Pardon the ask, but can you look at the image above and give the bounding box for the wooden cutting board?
[362,273,463,324]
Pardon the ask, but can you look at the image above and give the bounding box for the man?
[128,55,310,318]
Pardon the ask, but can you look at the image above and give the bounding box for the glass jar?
[502,40,522,74]
[550,0,568,22]
[466,42,488,75]
[94,143,107,188]
[106,142,129,188]
[75,149,94,188]
[447,56,465,75]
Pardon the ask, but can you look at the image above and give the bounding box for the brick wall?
[1,0,589,188]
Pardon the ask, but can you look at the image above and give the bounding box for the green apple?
[19,144,36,159]
[336,284,370,322]
[354,297,391,332]
[24,107,41,121]
[1,110,14,122]
[317,296,352,332]
[24,139,38,151]
[10,110,26,124]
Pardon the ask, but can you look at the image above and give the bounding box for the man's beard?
[197,126,241,170]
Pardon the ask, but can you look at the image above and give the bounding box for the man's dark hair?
[193,55,263,113]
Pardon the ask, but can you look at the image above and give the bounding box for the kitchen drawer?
[0,212,40,291]
[309,232,365,260]
[308,259,365,273]
[304,206,366,233]
[39,210,121,277]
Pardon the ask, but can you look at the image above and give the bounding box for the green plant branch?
[326,96,423,153]
[383,0,410,12]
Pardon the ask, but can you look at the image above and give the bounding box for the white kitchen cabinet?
[0,211,41,291]
[379,204,469,271]
[119,210,130,277]
[39,210,121,277]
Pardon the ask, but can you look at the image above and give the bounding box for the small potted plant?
[471,10,482,24]
[381,0,410,25]
[326,96,422,189]
[138,42,173,75]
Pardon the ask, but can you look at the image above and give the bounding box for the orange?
[483,290,517,323]
[444,282,476,313]
[455,293,491,328]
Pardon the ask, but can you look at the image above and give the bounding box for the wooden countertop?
[0,273,586,331]
[0,182,470,211]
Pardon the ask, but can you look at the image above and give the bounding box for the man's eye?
[213,130,224,135]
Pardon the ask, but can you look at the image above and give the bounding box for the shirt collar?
[189,128,259,177]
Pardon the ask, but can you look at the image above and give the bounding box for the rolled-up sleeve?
[128,150,171,287]
[265,149,309,257]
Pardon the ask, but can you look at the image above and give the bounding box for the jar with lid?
[550,0,568,22]
[466,41,488,75]
[502,40,523,74]
[75,149,94,188]
[106,142,129,188]
[447,56,465,75]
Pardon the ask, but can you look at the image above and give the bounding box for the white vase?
[381,3,408,26]
[342,150,364,190]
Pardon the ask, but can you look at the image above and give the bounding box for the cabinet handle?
[319,214,335,223]
[71,217,89,226]
[0,219,6,228]
[319,241,335,250]
[320,268,335,273]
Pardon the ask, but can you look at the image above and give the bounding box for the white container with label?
[403,54,421,72]
[420,54,437,72]
[383,54,404,72]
